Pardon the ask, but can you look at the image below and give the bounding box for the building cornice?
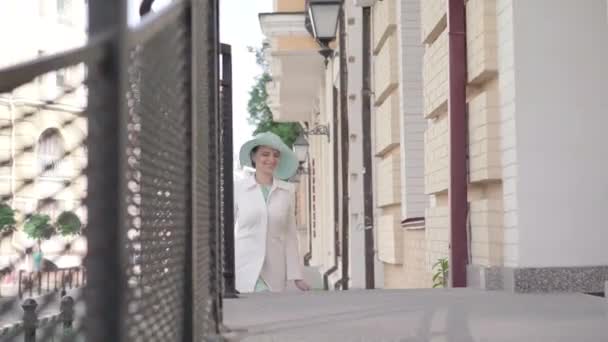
[259,12,309,37]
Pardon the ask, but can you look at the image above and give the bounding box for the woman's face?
[253,146,280,175]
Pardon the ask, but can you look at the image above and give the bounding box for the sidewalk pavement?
[223,288,608,342]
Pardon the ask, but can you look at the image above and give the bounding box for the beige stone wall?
[374,93,400,156]
[465,0,504,268]
[397,0,426,222]
[422,31,448,119]
[425,199,449,268]
[382,263,406,288]
[466,0,498,85]
[421,0,446,44]
[468,81,501,182]
[421,0,451,272]
[372,0,397,55]
[469,186,503,267]
[373,35,399,106]
[402,229,432,288]
[382,226,432,289]
[424,113,448,194]
[496,0,518,267]
[372,0,403,272]
[420,0,506,274]
[276,0,305,12]
[377,206,402,264]
[376,152,401,207]
[276,36,319,51]
[294,175,310,258]
[308,69,339,276]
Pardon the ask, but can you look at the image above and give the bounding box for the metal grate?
[0,0,225,341]
[122,9,191,342]
[191,0,222,337]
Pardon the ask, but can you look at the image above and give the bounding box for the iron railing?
[16,267,85,299]
[0,0,227,340]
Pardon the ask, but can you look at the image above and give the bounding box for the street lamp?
[293,133,310,175]
[305,0,342,64]
[293,133,309,164]
[308,0,341,45]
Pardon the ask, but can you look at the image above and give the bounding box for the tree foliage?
[56,211,82,236]
[24,214,55,241]
[247,44,301,147]
[23,210,82,242]
[0,203,16,234]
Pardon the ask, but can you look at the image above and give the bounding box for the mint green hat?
[239,132,298,180]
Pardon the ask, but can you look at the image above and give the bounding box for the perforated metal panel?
[0,0,225,341]
[122,8,191,341]
[192,0,222,337]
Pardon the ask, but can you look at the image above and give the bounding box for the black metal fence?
[0,0,230,340]
[17,267,85,299]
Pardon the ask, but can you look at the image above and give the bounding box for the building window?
[37,128,65,178]
[37,199,61,220]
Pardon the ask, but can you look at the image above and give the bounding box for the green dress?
[254,184,271,292]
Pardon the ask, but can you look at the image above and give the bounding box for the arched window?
[37,198,61,220]
[37,128,65,178]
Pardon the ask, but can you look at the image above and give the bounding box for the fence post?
[220,43,237,299]
[60,295,75,334]
[61,270,67,297]
[18,270,23,299]
[22,298,38,342]
[86,0,129,340]
[37,272,42,296]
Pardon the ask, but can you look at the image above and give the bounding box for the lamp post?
[293,133,309,164]
[293,133,310,175]
[305,0,342,65]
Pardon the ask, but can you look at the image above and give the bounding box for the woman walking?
[234,132,311,293]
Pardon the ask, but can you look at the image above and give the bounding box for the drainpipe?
[447,0,468,287]
[323,86,340,291]
[361,5,375,289]
[338,5,350,291]
[303,126,313,266]
[303,155,312,266]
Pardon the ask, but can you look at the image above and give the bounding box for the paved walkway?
[223,288,608,342]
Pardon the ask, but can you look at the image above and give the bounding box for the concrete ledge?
[468,265,608,293]
[467,265,503,290]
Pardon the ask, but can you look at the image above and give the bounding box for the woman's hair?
[250,146,260,168]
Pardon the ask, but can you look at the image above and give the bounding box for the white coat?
[234,175,303,293]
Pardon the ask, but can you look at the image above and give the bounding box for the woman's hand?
[294,279,311,291]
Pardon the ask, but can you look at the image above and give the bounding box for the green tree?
[55,211,82,236]
[247,44,301,147]
[0,203,16,235]
[24,214,55,243]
